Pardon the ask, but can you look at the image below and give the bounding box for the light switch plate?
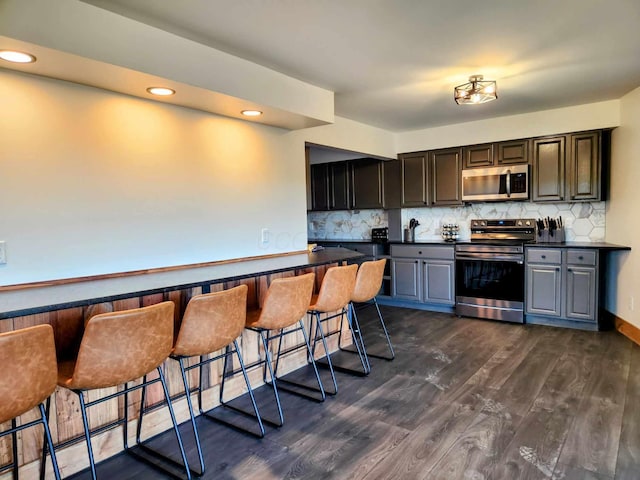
[0,241,6,264]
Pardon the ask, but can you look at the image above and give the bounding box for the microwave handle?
[506,169,511,197]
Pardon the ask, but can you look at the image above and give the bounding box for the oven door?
[455,252,525,323]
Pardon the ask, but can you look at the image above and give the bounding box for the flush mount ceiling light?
[241,110,263,117]
[146,86,175,96]
[454,75,497,105]
[0,50,37,63]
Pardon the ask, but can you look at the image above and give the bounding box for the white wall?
[0,69,400,287]
[396,100,620,152]
[606,86,640,328]
[0,70,309,286]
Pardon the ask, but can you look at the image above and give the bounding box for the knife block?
[537,226,565,243]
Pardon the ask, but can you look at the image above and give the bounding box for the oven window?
[456,258,524,302]
[463,174,507,197]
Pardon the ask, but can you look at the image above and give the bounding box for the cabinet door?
[497,139,529,165]
[329,162,351,210]
[423,260,455,305]
[383,159,402,209]
[310,163,330,211]
[568,131,601,202]
[526,264,562,316]
[351,159,383,209]
[400,153,429,207]
[431,148,462,206]
[566,266,597,322]
[391,258,421,301]
[462,143,494,169]
[532,136,566,202]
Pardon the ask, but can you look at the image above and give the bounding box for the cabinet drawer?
[567,249,597,266]
[391,245,454,260]
[527,248,561,264]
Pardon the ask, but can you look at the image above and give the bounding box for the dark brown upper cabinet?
[568,131,601,202]
[329,162,351,210]
[497,139,529,166]
[532,130,605,203]
[310,163,330,211]
[463,143,494,169]
[400,152,429,207]
[351,158,384,209]
[383,159,402,209]
[431,148,462,206]
[399,149,462,207]
[532,136,566,202]
[309,162,350,211]
[308,158,388,211]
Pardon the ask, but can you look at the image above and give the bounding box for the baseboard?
[611,312,640,347]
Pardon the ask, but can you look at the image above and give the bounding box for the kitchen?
[1,0,640,478]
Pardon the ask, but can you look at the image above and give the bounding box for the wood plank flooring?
[67,307,640,480]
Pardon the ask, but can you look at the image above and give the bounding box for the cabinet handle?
[578,255,584,260]
[541,255,546,259]
[556,267,560,271]
[418,251,422,255]
[568,268,572,272]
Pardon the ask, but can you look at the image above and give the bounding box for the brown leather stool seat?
[344,259,395,371]
[0,324,61,480]
[244,272,321,428]
[169,284,263,475]
[306,263,363,394]
[56,301,192,480]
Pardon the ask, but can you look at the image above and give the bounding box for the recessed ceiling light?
[146,87,175,96]
[0,50,37,63]
[241,110,263,117]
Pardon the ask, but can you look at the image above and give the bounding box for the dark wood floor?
[68,306,640,480]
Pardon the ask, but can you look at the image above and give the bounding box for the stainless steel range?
[455,219,536,323]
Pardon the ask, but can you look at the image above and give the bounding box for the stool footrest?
[202,405,276,433]
[127,442,200,479]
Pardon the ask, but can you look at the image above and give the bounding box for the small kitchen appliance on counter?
[455,218,536,323]
[371,227,389,243]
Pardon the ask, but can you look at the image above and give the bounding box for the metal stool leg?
[39,399,61,480]
[77,391,98,480]
[177,357,205,475]
[312,311,339,395]
[346,303,371,373]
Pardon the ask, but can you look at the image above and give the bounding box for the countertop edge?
[0,248,364,319]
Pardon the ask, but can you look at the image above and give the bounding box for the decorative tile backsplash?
[308,201,606,242]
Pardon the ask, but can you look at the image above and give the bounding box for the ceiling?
[3,1,640,133]
[79,0,640,132]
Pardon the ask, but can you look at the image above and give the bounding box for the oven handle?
[455,253,524,264]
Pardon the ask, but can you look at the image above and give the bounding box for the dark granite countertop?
[0,248,364,319]
[525,242,630,251]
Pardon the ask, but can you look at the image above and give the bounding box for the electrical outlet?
[0,241,6,265]
[630,296,635,311]
[261,228,270,245]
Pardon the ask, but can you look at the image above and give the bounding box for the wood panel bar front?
[0,249,362,478]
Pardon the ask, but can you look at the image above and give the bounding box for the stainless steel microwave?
[461,164,529,202]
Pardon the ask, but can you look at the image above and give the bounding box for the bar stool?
[340,259,395,372]
[168,284,263,476]
[244,272,321,429]
[0,324,61,480]
[55,301,192,480]
[307,263,365,395]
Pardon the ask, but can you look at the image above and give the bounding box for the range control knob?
[517,220,523,226]
[525,220,531,226]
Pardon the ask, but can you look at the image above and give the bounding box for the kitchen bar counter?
[0,248,363,319]
[0,247,363,477]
